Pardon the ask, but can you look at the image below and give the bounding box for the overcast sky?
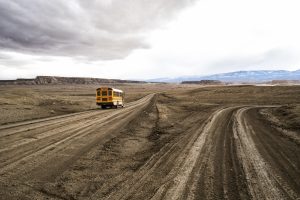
[0,0,299,80]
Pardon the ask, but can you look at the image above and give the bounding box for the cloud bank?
[0,0,195,59]
[0,0,299,80]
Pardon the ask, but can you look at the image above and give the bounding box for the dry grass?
[181,85,300,105]
[0,84,299,130]
[168,85,300,131]
[0,83,197,124]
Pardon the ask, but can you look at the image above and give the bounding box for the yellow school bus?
[96,87,124,109]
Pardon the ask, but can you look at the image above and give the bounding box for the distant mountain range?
[1,70,299,85]
[148,70,300,83]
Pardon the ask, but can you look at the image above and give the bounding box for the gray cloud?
[0,0,196,60]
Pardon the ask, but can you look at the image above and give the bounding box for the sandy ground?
[0,84,299,199]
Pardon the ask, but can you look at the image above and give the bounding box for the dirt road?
[0,93,299,200]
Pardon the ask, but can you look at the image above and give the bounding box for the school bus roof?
[96,87,123,93]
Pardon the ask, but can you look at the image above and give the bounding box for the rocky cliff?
[0,76,146,85]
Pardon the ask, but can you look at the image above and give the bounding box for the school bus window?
[97,91,100,96]
[108,91,112,96]
[102,91,107,96]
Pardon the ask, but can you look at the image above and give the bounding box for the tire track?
[156,108,229,200]
[84,102,208,199]
[1,95,299,200]
[149,107,247,200]
[233,107,299,200]
[0,109,131,175]
[0,96,146,137]
[0,94,154,180]
[101,105,299,200]
[94,107,232,200]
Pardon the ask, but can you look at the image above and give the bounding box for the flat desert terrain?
[0,84,299,199]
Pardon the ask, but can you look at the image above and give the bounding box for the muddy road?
[0,92,299,200]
